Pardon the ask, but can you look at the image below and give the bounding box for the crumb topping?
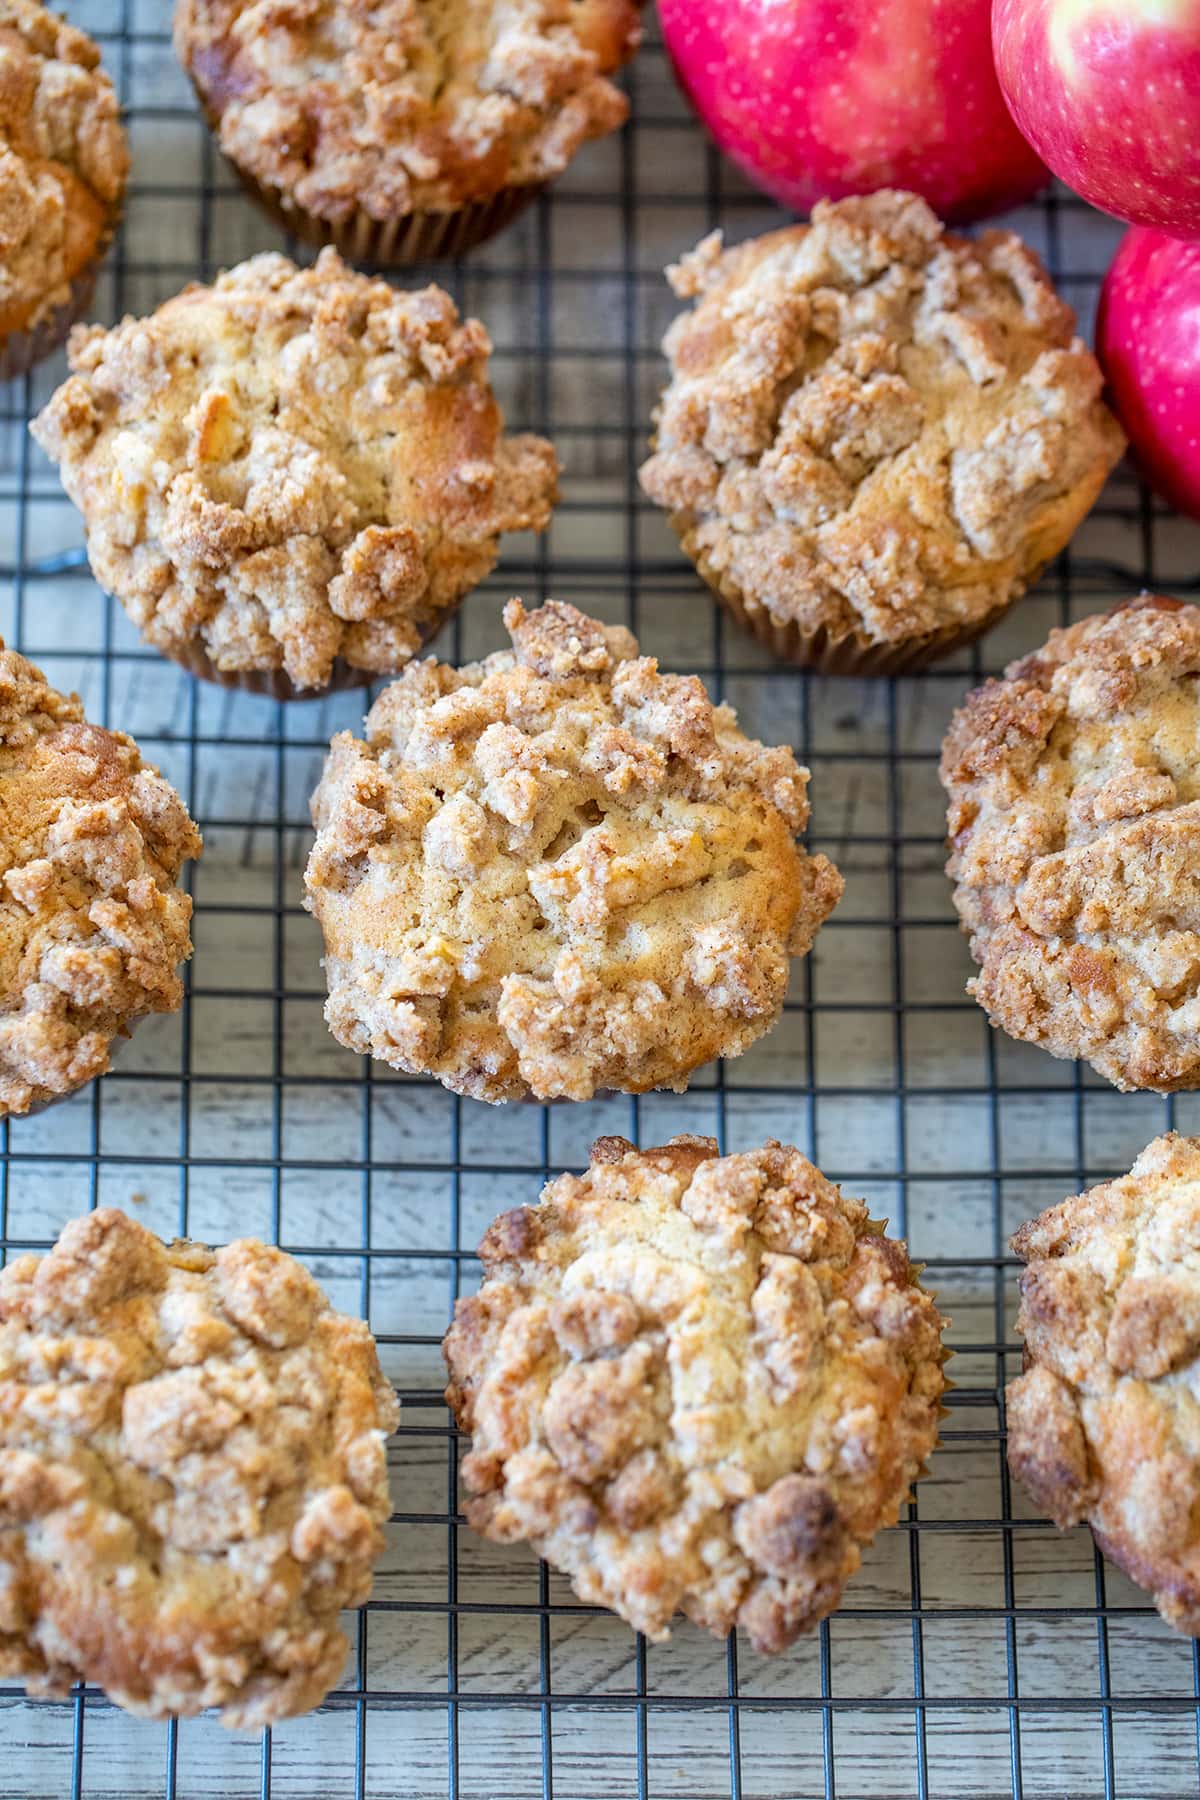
[0,645,201,1118]
[31,249,559,689]
[175,0,641,220]
[0,1208,398,1725]
[305,599,843,1103]
[941,597,1200,1093]
[445,1135,946,1650]
[1008,1132,1200,1635]
[0,0,128,331]
[640,191,1124,646]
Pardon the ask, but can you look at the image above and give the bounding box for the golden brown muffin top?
[0,644,201,1118]
[31,249,559,689]
[1008,1132,1200,1636]
[175,0,641,220]
[942,596,1200,1093]
[640,190,1124,648]
[305,599,843,1102]
[0,0,128,332]
[0,1207,399,1725]
[445,1134,947,1650]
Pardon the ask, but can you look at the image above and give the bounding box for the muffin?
[0,0,129,379]
[0,1207,398,1724]
[445,1134,948,1649]
[30,249,559,698]
[174,0,642,264]
[1007,1132,1200,1635]
[305,598,843,1103]
[0,643,201,1119]
[639,190,1125,675]
[942,596,1200,1093]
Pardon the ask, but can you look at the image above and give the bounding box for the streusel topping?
[0,0,128,332]
[640,191,1124,646]
[0,645,200,1118]
[1008,1133,1200,1636]
[305,599,843,1102]
[445,1135,947,1650]
[942,597,1200,1092]
[31,249,559,689]
[0,1208,398,1725]
[175,0,641,220]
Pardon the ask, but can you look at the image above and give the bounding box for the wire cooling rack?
[4,5,1200,1797]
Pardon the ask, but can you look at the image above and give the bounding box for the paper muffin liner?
[187,74,542,263]
[0,223,114,383]
[208,125,542,265]
[161,638,376,702]
[681,525,1019,678]
[236,169,541,265]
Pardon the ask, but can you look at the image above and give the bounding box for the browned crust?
[304,598,843,1103]
[1005,1364,1097,1529]
[444,1134,947,1651]
[0,642,201,1118]
[941,596,1200,1092]
[1007,1132,1200,1636]
[0,1208,399,1725]
[175,0,642,221]
[0,247,106,380]
[639,190,1124,651]
[1089,1527,1200,1635]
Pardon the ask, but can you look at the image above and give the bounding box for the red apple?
[1097,226,1200,517]
[994,0,1200,236]
[658,0,1048,225]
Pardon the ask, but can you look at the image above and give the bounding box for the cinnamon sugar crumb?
[0,1208,398,1724]
[0,0,128,334]
[175,0,642,221]
[304,599,842,1103]
[640,191,1125,648]
[31,249,559,690]
[445,1135,947,1649]
[941,597,1200,1092]
[1009,1133,1200,1636]
[0,644,200,1118]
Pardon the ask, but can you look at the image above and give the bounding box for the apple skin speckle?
[1098,226,1200,519]
[658,0,1047,225]
[995,0,1200,236]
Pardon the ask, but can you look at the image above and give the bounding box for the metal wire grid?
[3,4,1200,1796]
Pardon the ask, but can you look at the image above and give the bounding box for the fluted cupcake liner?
[683,526,1020,678]
[227,159,542,267]
[185,71,544,266]
[161,638,377,702]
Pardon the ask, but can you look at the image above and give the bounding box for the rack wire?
[2,4,1199,1796]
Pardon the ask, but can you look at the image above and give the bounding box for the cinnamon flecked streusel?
[175,0,642,259]
[0,644,200,1118]
[1008,1132,1200,1635]
[0,0,129,376]
[0,1208,398,1724]
[445,1134,947,1649]
[640,190,1125,672]
[942,596,1200,1092]
[305,598,843,1103]
[31,249,559,693]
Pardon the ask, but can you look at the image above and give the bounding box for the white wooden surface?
[1,6,1198,1796]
